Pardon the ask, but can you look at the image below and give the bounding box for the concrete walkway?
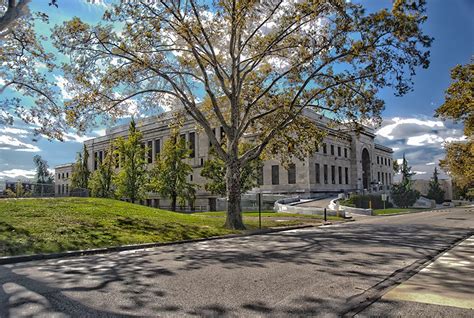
[358,235,474,316]
[296,197,336,209]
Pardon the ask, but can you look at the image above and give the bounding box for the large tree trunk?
[225,158,245,230]
[171,194,177,212]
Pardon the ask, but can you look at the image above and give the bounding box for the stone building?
[54,163,74,196]
[57,109,393,210]
[412,178,453,201]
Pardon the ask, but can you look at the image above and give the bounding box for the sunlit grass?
[0,197,325,256]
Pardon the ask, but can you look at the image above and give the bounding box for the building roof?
[55,163,74,169]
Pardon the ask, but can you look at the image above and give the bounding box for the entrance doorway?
[362,148,371,190]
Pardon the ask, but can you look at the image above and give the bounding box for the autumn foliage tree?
[52,0,431,229]
[0,0,67,138]
[436,61,473,198]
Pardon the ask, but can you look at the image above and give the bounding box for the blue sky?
[0,0,473,181]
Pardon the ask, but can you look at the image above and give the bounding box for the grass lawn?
[0,197,327,257]
[373,208,430,215]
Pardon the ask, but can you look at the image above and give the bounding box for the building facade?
[52,110,392,210]
[54,163,74,196]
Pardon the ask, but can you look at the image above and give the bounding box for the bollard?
[324,208,327,222]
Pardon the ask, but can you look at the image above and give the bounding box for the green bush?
[391,184,420,208]
[340,194,392,209]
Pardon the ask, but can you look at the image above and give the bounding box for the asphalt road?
[0,206,473,317]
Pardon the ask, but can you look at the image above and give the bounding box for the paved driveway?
[0,207,472,317]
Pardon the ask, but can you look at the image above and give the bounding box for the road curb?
[342,230,474,317]
[0,224,316,266]
[375,207,452,217]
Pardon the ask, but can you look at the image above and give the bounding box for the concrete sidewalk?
[358,235,474,317]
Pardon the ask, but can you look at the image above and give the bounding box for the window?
[344,148,348,158]
[378,172,381,182]
[66,172,69,179]
[147,140,153,163]
[57,185,60,193]
[57,173,60,180]
[323,143,327,154]
[377,156,380,164]
[324,165,328,184]
[345,167,349,184]
[62,173,64,179]
[209,128,216,147]
[190,174,193,181]
[331,165,336,184]
[94,152,98,170]
[288,164,296,184]
[99,151,103,164]
[271,165,279,185]
[385,158,388,166]
[388,159,391,167]
[338,166,342,184]
[61,184,64,194]
[315,142,319,152]
[315,163,320,184]
[331,145,335,156]
[189,132,196,158]
[338,146,341,157]
[258,166,264,185]
[388,173,391,184]
[154,139,161,159]
[66,184,68,194]
[382,172,385,184]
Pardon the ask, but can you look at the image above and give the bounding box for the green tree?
[32,155,53,196]
[436,62,473,196]
[54,0,432,229]
[393,159,400,174]
[391,154,420,208]
[426,167,445,204]
[201,143,263,197]
[148,124,196,211]
[70,144,90,190]
[89,144,115,198]
[114,119,148,203]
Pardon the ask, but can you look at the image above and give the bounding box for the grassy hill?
[0,197,325,256]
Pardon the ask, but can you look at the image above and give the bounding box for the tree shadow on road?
[0,223,471,317]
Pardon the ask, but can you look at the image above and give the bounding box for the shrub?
[391,184,420,208]
[340,194,392,209]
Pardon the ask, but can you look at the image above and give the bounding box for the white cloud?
[406,134,443,146]
[0,135,40,152]
[54,75,73,100]
[0,127,29,137]
[93,129,106,137]
[0,168,36,179]
[426,162,435,165]
[376,117,444,140]
[62,132,94,143]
